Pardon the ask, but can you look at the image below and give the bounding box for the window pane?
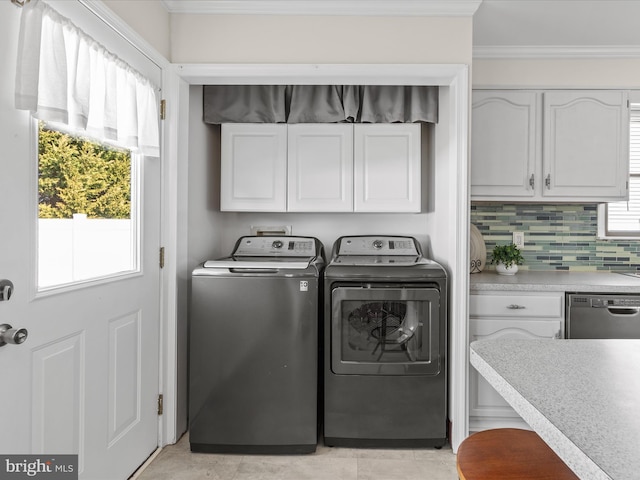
[37,121,139,288]
[604,106,640,237]
[607,176,640,234]
[630,110,640,174]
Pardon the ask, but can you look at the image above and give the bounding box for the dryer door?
[331,286,442,375]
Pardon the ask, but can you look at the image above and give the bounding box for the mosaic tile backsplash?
[471,203,640,272]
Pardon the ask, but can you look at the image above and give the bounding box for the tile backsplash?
[471,203,640,272]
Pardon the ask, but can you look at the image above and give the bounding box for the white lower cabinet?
[469,291,564,432]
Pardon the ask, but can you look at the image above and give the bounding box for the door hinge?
[159,247,165,269]
[160,99,166,120]
[157,394,164,415]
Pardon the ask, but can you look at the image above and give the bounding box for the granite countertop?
[470,338,640,480]
[470,270,640,293]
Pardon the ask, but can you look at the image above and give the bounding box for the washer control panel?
[336,236,419,256]
[233,236,317,257]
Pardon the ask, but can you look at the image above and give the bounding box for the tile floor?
[134,433,459,480]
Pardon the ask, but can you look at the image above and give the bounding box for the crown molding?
[474,45,640,59]
[160,0,482,16]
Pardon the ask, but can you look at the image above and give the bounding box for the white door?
[0,3,161,479]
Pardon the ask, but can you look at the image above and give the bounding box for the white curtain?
[15,0,159,157]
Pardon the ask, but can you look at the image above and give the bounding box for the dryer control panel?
[336,236,419,256]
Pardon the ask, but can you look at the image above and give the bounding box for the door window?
[37,121,139,289]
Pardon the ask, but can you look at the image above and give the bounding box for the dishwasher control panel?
[592,297,640,308]
[568,294,640,308]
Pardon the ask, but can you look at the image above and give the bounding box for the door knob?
[0,324,28,347]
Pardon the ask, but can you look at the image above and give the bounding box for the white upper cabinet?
[471,91,538,198]
[221,123,422,212]
[221,124,287,212]
[354,124,421,212]
[287,124,353,212]
[543,90,629,199]
[471,90,629,202]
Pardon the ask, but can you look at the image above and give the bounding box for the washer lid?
[203,236,320,270]
[203,258,313,269]
[233,236,318,257]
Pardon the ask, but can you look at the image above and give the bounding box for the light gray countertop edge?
[470,271,640,293]
[469,345,612,480]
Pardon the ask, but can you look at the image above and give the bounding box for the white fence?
[38,215,135,288]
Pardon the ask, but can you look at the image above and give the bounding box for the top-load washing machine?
[189,236,324,454]
[323,235,447,448]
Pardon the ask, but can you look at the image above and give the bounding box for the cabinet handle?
[529,174,535,189]
[507,304,526,310]
[545,174,551,189]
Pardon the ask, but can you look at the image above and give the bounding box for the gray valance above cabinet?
[203,85,438,124]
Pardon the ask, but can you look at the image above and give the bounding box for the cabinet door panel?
[469,319,561,419]
[221,124,287,212]
[471,91,538,198]
[287,124,353,212]
[543,90,629,199]
[354,124,421,212]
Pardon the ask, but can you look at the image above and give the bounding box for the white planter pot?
[496,263,519,275]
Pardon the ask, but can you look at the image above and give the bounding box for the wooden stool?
[456,428,579,480]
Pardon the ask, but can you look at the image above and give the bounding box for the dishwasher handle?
[606,307,640,315]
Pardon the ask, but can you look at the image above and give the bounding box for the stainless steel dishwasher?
[566,293,640,338]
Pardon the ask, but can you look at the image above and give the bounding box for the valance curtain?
[15,0,160,156]
[203,85,438,125]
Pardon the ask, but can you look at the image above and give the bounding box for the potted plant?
[491,243,524,275]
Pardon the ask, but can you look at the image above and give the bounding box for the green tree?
[38,122,131,219]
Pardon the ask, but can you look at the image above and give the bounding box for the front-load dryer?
[323,235,447,448]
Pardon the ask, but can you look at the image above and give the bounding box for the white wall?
[102,0,171,60]
[171,15,472,64]
[473,58,640,88]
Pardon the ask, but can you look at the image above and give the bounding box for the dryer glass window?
[343,300,425,363]
[331,286,442,375]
